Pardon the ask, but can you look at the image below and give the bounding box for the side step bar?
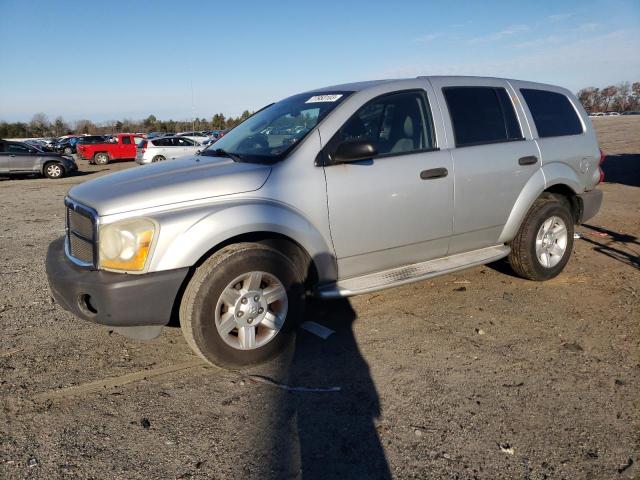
[315,245,510,298]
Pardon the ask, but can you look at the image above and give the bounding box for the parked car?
[54,136,79,154]
[136,136,202,164]
[76,133,142,165]
[46,76,603,368]
[1,140,77,178]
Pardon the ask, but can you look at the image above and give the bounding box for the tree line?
[577,81,640,113]
[0,111,253,139]
[2,81,639,139]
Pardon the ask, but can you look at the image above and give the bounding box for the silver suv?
[46,76,603,367]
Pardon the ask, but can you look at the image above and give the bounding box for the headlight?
[98,218,155,272]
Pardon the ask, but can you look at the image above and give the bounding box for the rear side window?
[443,86,523,147]
[520,89,583,138]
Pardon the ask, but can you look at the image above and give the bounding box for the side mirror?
[330,139,377,165]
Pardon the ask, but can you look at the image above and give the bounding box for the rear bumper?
[578,189,603,223]
[46,237,189,327]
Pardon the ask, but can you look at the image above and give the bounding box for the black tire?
[44,162,65,179]
[152,155,166,163]
[94,153,110,165]
[180,243,305,368]
[508,194,574,281]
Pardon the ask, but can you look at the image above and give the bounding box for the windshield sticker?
[306,94,343,103]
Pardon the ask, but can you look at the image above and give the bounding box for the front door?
[7,142,37,172]
[0,141,8,174]
[324,89,454,279]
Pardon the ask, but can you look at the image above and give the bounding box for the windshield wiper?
[206,148,243,162]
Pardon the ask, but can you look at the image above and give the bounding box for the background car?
[136,136,201,164]
[0,139,77,178]
[53,136,78,154]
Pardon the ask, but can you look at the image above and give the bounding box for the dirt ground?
[1,119,639,480]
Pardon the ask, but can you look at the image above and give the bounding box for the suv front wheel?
[508,194,575,281]
[44,162,65,179]
[179,243,304,368]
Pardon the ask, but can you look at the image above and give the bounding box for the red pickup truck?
[76,133,142,165]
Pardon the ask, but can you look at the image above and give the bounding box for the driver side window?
[336,90,436,156]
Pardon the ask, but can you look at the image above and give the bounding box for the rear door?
[430,78,540,254]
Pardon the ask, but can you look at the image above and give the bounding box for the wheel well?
[543,184,581,223]
[167,232,317,328]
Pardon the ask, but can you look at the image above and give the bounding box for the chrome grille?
[68,209,94,239]
[69,234,94,263]
[65,199,97,267]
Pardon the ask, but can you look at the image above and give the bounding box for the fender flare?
[498,164,580,243]
[152,200,337,283]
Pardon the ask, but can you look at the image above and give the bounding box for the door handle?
[420,167,448,180]
[518,155,538,165]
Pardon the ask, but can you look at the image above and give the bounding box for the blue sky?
[1,0,638,123]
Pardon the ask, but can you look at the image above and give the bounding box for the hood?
[68,156,271,216]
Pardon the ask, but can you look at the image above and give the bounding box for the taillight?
[598,148,605,183]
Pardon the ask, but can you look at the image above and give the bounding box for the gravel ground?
[1,119,639,479]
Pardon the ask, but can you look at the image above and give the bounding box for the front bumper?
[578,189,603,223]
[46,237,189,327]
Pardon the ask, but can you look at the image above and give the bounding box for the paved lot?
[1,119,639,479]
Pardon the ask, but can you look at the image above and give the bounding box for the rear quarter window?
[520,89,583,138]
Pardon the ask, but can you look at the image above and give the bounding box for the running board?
[315,245,510,298]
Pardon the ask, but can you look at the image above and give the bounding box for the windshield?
[201,91,352,163]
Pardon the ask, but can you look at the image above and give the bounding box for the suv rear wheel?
[509,194,574,281]
[179,243,304,368]
[94,153,109,165]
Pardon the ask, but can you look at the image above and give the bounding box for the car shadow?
[166,252,392,479]
[602,153,640,187]
[258,295,392,479]
[579,224,640,270]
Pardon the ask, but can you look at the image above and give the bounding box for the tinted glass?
[335,90,436,156]
[7,143,31,154]
[520,89,583,137]
[444,86,522,147]
[175,137,194,146]
[0,141,5,153]
[122,136,131,144]
[152,138,169,147]
[496,89,522,140]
